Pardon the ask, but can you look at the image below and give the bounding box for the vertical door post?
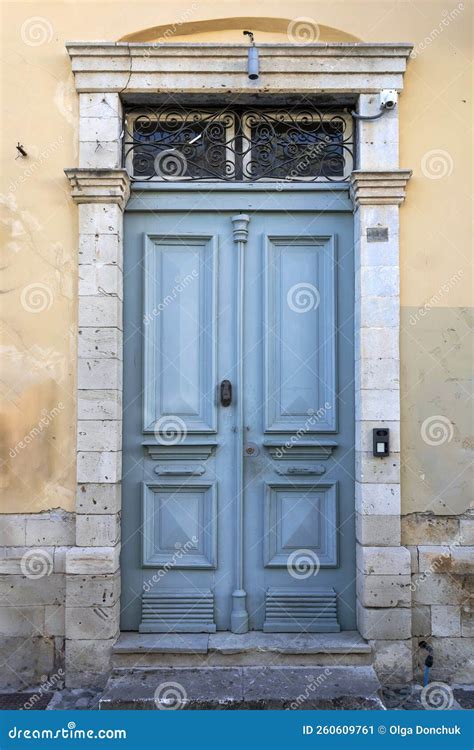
[230,214,250,633]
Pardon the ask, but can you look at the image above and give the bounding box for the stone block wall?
[404,513,473,684]
[0,511,73,689]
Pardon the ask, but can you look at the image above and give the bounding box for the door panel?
[121,190,355,633]
[143,234,217,434]
[264,235,336,432]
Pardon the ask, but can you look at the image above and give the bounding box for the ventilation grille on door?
[139,589,216,633]
[263,587,340,632]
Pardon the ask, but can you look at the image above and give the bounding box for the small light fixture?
[243,30,259,81]
[16,143,28,158]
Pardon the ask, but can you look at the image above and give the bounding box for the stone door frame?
[64,41,412,686]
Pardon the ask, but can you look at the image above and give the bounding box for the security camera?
[380,89,398,110]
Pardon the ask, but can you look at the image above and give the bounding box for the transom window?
[123,107,354,183]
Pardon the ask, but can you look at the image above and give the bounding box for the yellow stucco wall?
[0,1,472,514]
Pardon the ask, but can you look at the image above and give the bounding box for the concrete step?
[100,665,383,710]
[112,631,372,669]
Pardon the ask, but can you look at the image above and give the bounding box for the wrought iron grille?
[123,107,354,183]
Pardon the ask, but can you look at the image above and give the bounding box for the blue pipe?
[423,664,430,687]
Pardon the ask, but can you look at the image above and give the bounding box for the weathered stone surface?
[76,483,121,515]
[78,390,122,420]
[77,451,121,484]
[0,574,64,606]
[78,296,122,328]
[114,633,209,654]
[78,328,122,360]
[356,513,401,546]
[412,605,431,637]
[77,420,121,453]
[77,358,122,391]
[0,606,44,636]
[65,638,116,689]
[0,517,26,546]
[356,389,400,421]
[66,546,120,574]
[65,602,120,640]
[411,573,470,605]
[78,203,122,235]
[418,545,473,575]
[79,263,122,298]
[451,547,474,575]
[76,514,120,547]
[357,602,411,640]
[355,483,400,515]
[461,607,473,637]
[66,574,120,607]
[402,514,460,546]
[370,639,413,684]
[357,545,411,576]
[406,545,418,573]
[460,518,474,546]
[0,547,54,574]
[0,636,57,690]
[45,604,65,637]
[25,512,75,547]
[357,574,411,607]
[79,233,122,266]
[99,666,383,710]
[356,327,399,360]
[426,638,474,684]
[355,451,400,483]
[431,605,461,637]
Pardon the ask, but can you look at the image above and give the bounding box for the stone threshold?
[100,666,383,710]
[112,631,372,668]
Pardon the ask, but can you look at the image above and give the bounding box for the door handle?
[220,379,232,407]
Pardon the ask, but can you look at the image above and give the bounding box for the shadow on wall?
[119,16,361,44]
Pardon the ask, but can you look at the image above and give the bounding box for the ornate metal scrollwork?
[123,106,354,183]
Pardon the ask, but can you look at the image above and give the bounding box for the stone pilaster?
[351,168,413,682]
[64,167,129,687]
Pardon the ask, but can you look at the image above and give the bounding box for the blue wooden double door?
[122,188,355,634]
